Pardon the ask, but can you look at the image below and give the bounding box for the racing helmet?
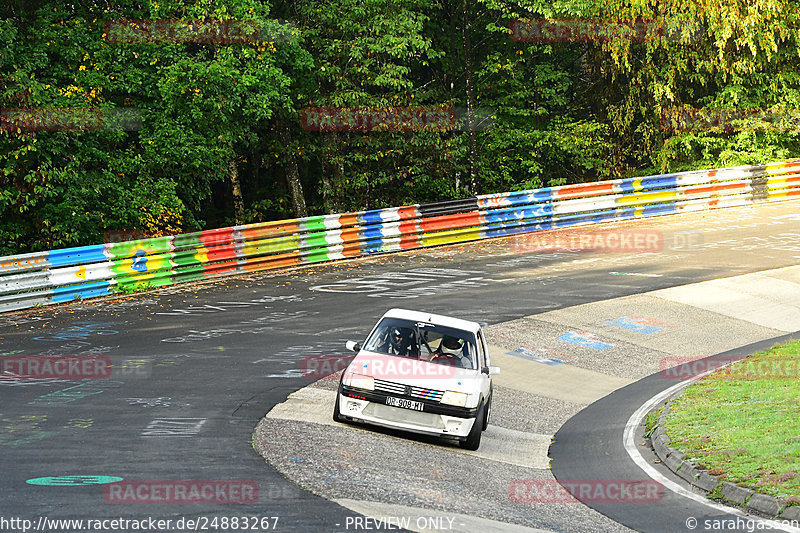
[440,335,463,352]
[390,327,413,352]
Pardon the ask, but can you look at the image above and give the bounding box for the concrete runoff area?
[487,346,633,403]
[531,295,785,359]
[652,268,800,332]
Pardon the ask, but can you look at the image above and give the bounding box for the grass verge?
[661,339,800,504]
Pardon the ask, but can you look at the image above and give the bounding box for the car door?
[475,329,491,401]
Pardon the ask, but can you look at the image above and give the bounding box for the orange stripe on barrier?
[342,241,363,258]
[241,252,301,272]
[340,227,362,257]
[239,220,299,240]
[338,213,359,227]
[556,182,615,199]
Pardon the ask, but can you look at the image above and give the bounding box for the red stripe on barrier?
[419,212,481,232]
[399,220,420,249]
[684,182,748,196]
[397,206,418,220]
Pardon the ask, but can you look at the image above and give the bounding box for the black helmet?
[390,327,411,349]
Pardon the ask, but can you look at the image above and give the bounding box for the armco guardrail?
[2,160,799,313]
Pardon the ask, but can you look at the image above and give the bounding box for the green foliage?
[1,0,798,255]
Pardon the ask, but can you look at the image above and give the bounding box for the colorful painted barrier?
[1,159,799,313]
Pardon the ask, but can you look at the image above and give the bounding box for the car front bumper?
[336,385,479,438]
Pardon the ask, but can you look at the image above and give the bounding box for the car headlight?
[345,372,374,391]
[441,390,469,407]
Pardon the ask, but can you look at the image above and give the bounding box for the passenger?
[388,327,418,356]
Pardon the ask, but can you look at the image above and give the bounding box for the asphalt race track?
[1,201,800,533]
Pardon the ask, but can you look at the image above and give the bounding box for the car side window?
[476,331,487,368]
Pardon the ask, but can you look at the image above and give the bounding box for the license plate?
[385,396,424,411]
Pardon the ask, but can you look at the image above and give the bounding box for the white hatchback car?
[334,308,499,450]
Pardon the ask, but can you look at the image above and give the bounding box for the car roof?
[381,308,482,334]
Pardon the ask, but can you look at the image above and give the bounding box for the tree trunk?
[463,0,478,194]
[279,119,307,218]
[228,152,245,225]
[321,132,345,213]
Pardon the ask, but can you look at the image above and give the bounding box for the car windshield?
[363,317,478,370]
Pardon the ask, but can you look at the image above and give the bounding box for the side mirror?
[482,366,500,376]
[345,341,361,352]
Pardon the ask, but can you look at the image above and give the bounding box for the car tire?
[482,394,491,431]
[460,401,484,451]
[333,392,344,423]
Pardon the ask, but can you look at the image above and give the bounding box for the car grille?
[373,378,444,402]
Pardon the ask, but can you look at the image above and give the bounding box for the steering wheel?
[431,353,460,366]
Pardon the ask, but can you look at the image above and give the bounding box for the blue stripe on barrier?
[619,178,638,193]
[51,281,112,303]
[642,202,677,216]
[482,204,552,223]
[360,226,386,240]
[483,221,553,238]
[619,176,680,193]
[479,189,552,207]
[47,246,107,268]
[360,210,386,225]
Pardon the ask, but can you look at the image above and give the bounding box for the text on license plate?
[385,396,424,411]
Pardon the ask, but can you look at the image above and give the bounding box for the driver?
[431,335,469,367]
[388,327,418,356]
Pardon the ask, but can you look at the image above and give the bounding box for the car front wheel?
[459,402,484,451]
[482,395,491,431]
[333,392,345,423]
